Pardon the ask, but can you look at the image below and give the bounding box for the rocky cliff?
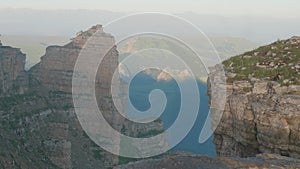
[0,45,26,96]
[3,26,299,168]
[0,25,167,169]
[0,25,122,169]
[29,24,118,93]
[113,37,300,169]
[208,37,300,158]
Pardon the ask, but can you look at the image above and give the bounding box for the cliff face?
[0,25,122,169]
[0,25,166,169]
[0,46,26,96]
[208,37,300,159]
[30,24,117,93]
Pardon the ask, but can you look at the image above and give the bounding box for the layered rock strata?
[208,37,300,159]
[0,46,26,96]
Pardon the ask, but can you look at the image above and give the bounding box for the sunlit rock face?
[29,24,118,93]
[208,37,300,159]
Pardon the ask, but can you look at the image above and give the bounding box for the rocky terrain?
[223,36,300,85]
[0,25,120,169]
[0,45,26,96]
[115,152,300,169]
[1,25,300,168]
[209,37,300,158]
[114,37,300,169]
[0,25,165,169]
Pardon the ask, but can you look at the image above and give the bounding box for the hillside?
[223,36,300,85]
[208,36,300,159]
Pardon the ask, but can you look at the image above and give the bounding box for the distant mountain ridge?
[1,34,257,70]
[1,9,300,43]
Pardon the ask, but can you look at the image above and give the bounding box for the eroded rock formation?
[0,46,26,96]
[0,25,167,169]
[0,25,122,169]
[208,37,300,159]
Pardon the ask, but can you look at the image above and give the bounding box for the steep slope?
[0,25,167,169]
[0,45,26,96]
[0,25,121,169]
[208,36,300,158]
[223,36,300,85]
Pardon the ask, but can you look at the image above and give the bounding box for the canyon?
[116,37,300,168]
[0,25,164,169]
[0,25,300,168]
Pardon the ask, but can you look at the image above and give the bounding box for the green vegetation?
[0,92,42,111]
[243,87,252,93]
[92,150,103,159]
[63,104,73,110]
[223,38,300,85]
[82,132,90,138]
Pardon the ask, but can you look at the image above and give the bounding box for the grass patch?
[223,38,300,85]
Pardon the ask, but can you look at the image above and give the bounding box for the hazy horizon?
[1,8,300,44]
[1,0,300,18]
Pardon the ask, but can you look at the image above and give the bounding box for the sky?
[0,0,300,44]
[1,0,300,18]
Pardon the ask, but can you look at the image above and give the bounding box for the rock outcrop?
[30,24,118,93]
[0,25,167,169]
[0,46,26,96]
[0,25,122,169]
[115,151,300,169]
[208,37,300,159]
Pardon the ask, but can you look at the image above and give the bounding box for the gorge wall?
[208,37,300,159]
[30,24,118,93]
[0,25,167,169]
[0,25,121,169]
[115,37,300,169]
[0,45,26,96]
[2,25,300,168]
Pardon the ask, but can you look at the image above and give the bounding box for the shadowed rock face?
[115,152,300,169]
[0,25,167,169]
[0,46,25,96]
[0,25,121,169]
[208,37,300,159]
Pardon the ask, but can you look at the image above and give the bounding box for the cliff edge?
[209,36,300,158]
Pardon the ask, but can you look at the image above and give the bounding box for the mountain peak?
[65,24,104,48]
